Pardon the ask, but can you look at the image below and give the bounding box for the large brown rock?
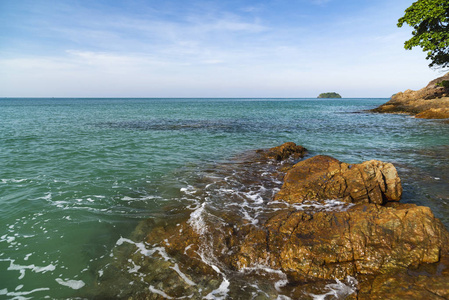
[136,202,449,286]
[372,72,449,119]
[274,155,402,205]
[231,203,449,281]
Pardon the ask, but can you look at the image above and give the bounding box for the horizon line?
[0,96,390,99]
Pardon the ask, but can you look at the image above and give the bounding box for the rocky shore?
[94,143,449,299]
[372,72,449,120]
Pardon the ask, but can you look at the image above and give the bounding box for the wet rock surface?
[372,72,449,119]
[274,155,402,205]
[357,256,449,299]
[257,142,308,162]
[93,143,449,299]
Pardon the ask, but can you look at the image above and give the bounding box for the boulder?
[136,203,449,286]
[257,142,307,161]
[274,155,402,205]
[232,203,449,281]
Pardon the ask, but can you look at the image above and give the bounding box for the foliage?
[317,92,342,98]
[398,0,449,68]
[436,80,449,88]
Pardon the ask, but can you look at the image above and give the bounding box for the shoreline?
[371,73,449,121]
[93,143,449,299]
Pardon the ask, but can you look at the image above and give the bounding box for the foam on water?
[0,287,50,299]
[55,278,85,290]
[116,237,172,261]
[241,265,289,294]
[187,203,208,235]
[308,276,358,300]
[149,285,174,299]
[1,258,56,280]
[269,199,355,213]
[204,278,230,300]
[170,263,197,286]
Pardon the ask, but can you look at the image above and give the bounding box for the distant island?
[317,92,342,98]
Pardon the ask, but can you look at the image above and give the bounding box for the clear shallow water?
[0,98,448,299]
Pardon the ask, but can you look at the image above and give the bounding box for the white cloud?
[0,0,441,97]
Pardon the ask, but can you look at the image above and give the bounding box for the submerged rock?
[257,142,307,161]
[357,256,449,299]
[372,72,449,119]
[275,155,402,205]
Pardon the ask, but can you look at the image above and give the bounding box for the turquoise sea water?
[0,98,448,299]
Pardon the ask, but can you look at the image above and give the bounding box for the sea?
[0,98,448,299]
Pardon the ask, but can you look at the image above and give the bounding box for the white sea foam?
[195,250,230,300]
[0,234,16,244]
[242,266,289,293]
[0,287,50,298]
[38,192,52,201]
[187,203,207,235]
[242,210,259,225]
[55,278,85,290]
[127,259,141,274]
[204,277,230,300]
[184,244,193,254]
[244,191,264,204]
[269,199,354,212]
[1,258,56,280]
[0,178,27,184]
[116,237,172,261]
[309,276,358,300]
[276,296,292,300]
[149,285,174,299]
[180,185,197,195]
[291,199,355,212]
[170,263,196,286]
[122,195,161,202]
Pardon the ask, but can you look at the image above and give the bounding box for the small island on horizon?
[317,92,342,98]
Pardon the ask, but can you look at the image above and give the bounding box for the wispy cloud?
[0,0,439,97]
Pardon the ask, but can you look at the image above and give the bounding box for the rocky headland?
[372,72,449,120]
[94,143,449,299]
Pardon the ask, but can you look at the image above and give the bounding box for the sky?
[0,0,444,98]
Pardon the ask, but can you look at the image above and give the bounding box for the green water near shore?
[0,98,448,298]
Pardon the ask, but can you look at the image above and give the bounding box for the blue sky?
[0,0,442,97]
